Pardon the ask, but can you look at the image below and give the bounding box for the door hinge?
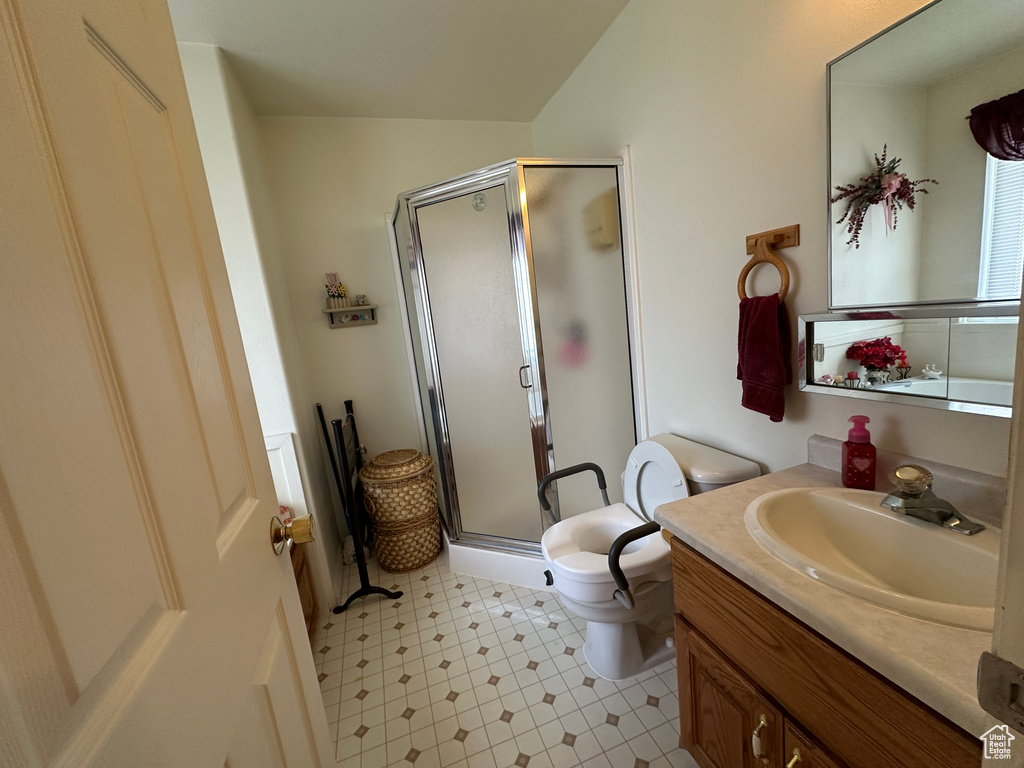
[978,651,1024,733]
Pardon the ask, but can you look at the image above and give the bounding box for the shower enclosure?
[392,159,638,554]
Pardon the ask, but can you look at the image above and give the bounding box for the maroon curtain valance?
[969,88,1024,161]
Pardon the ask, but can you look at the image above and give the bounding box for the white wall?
[919,44,1024,300]
[949,321,1019,382]
[178,44,344,605]
[898,320,952,376]
[531,0,1012,477]
[830,83,925,306]
[257,117,534,458]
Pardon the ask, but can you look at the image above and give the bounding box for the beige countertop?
[654,462,997,738]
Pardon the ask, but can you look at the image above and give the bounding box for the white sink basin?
[744,487,1000,630]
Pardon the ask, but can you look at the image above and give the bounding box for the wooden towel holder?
[737,224,799,302]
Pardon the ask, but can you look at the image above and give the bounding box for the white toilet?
[540,433,759,680]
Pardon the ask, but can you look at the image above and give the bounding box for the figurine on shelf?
[816,373,850,387]
[325,273,349,309]
[894,352,911,380]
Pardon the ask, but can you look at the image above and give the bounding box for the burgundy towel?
[737,295,792,422]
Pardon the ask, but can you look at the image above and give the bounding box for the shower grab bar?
[537,462,610,525]
[609,521,661,610]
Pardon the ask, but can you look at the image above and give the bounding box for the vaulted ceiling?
[168,0,631,121]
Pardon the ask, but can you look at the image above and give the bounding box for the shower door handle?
[518,365,532,389]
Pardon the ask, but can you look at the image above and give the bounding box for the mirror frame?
[825,0,1023,310]
[798,303,1017,418]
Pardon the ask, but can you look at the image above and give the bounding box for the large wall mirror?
[802,0,1024,415]
[828,0,1024,309]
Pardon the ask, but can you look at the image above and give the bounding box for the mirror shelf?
[798,304,1018,418]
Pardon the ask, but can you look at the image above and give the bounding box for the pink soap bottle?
[842,415,876,490]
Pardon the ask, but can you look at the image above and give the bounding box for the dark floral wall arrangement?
[831,145,937,249]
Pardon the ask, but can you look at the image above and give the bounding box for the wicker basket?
[359,449,441,573]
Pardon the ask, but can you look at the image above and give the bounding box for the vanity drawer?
[784,721,845,768]
[671,538,980,768]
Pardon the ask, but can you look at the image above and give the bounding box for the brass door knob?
[270,514,317,555]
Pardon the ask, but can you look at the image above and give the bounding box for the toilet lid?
[623,436,691,521]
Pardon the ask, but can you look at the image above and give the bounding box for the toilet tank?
[648,433,760,495]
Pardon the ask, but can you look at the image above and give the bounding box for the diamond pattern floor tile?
[313,549,699,767]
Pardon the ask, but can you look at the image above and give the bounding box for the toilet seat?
[542,504,671,605]
[541,437,698,604]
[622,435,693,521]
[538,434,757,681]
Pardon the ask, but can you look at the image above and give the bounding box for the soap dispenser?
[842,415,876,490]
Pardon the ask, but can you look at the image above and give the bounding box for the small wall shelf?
[322,304,378,329]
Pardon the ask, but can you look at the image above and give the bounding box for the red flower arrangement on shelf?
[846,336,905,371]
[831,145,937,249]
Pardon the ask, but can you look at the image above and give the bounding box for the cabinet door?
[784,722,847,768]
[677,617,785,768]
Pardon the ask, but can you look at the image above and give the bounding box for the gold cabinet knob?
[270,514,317,555]
[786,748,802,768]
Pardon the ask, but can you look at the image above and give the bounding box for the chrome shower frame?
[394,158,630,555]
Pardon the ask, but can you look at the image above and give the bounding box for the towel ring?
[737,224,798,302]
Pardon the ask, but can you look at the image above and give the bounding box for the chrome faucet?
[880,465,986,535]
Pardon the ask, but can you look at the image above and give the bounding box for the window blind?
[979,155,1024,299]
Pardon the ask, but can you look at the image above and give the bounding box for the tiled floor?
[312,551,699,768]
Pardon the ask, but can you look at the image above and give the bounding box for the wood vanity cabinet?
[290,543,318,640]
[678,621,785,767]
[670,537,982,768]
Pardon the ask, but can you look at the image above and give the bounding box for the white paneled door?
[0,0,331,765]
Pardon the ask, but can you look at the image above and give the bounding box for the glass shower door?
[521,165,635,520]
[395,158,638,553]
[412,182,546,544]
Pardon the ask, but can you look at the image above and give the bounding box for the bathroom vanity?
[656,457,999,768]
[674,3,1022,762]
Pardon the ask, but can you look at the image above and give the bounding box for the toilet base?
[555,579,675,681]
[582,618,675,681]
